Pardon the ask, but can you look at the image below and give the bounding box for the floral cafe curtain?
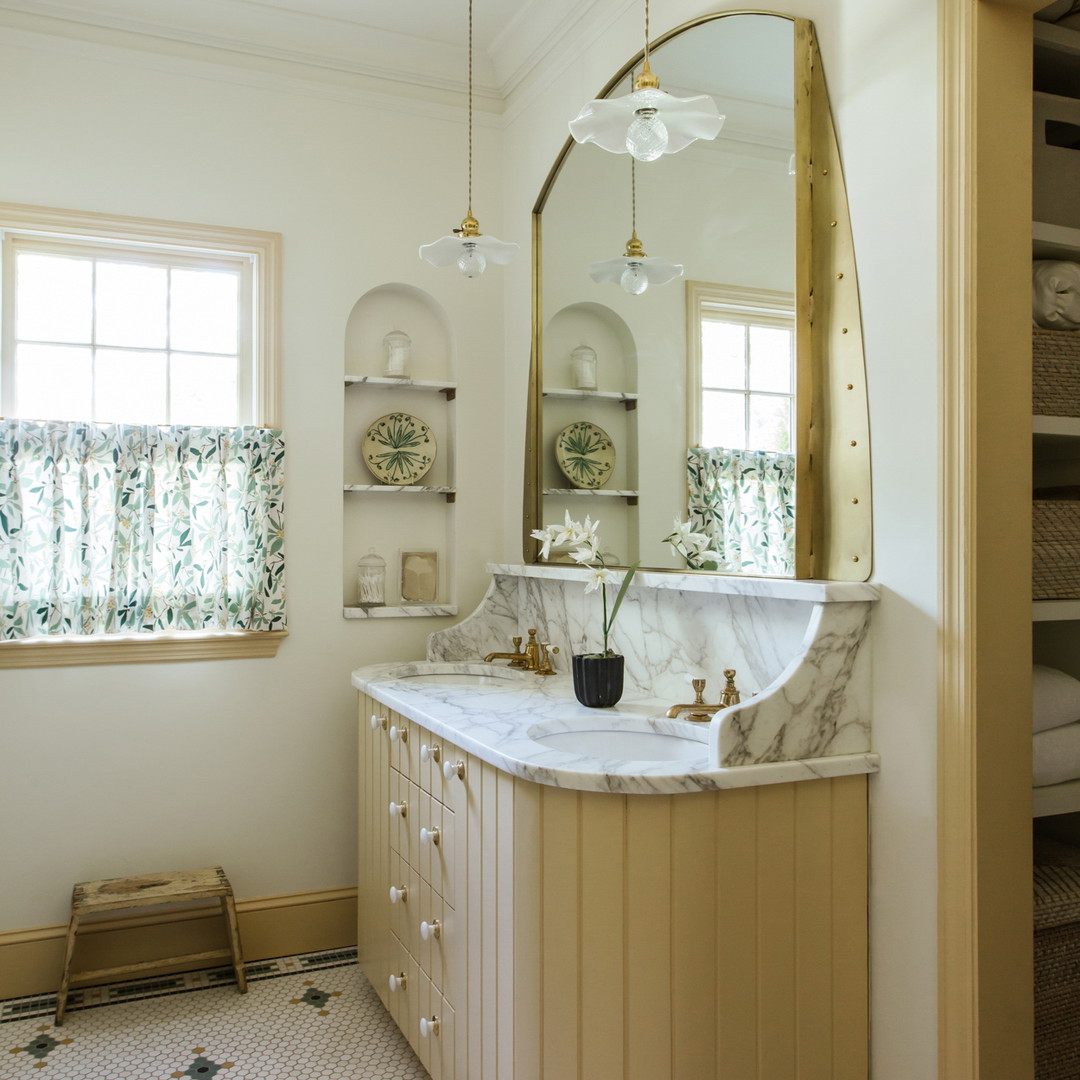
[0,419,286,639]
[687,445,795,577]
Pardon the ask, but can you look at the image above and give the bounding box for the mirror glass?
[531,13,800,575]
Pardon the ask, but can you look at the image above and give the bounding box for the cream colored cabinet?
[358,693,869,1079]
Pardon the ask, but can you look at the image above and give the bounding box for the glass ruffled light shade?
[588,250,683,294]
[419,230,519,278]
[569,86,724,161]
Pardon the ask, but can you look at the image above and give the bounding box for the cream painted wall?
[0,29,509,929]
[500,2,940,1077]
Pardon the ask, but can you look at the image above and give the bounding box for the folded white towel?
[1034,721,1080,786]
[1034,664,1080,733]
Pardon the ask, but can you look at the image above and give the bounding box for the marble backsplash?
[429,564,878,764]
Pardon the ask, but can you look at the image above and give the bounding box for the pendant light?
[588,160,682,294]
[420,0,517,276]
[568,0,724,162]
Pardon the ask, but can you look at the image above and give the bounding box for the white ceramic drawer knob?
[388,972,407,992]
[443,759,465,781]
[388,884,408,904]
[389,724,409,744]
[420,918,442,941]
[420,743,441,764]
[389,800,408,819]
[370,714,388,731]
[419,1016,441,1038]
[420,826,441,847]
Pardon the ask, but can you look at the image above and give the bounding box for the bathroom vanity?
[353,564,878,1080]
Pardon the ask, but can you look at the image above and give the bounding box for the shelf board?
[345,375,456,399]
[1034,415,1080,438]
[1033,599,1080,622]
[543,488,639,505]
[1033,221,1080,260]
[1034,776,1080,818]
[344,484,456,503]
[543,388,638,410]
[343,604,458,620]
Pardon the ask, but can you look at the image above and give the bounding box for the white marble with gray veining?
[351,660,878,795]
[422,563,879,772]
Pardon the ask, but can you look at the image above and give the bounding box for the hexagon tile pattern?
[0,951,428,1079]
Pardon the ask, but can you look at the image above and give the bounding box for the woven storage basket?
[1034,328,1080,418]
[1035,858,1080,1079]
[1034,500,1080,599]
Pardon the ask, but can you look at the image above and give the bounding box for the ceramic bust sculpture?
[1034,260,1080,330]
[383,329,412,377]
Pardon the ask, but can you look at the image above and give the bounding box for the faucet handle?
[691,677,707,701]
[720,669,741,708]
[536,642,560,676]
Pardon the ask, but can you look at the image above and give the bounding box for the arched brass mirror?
[524,12,871,580]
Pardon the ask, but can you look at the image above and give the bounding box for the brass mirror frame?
[523,11,871,581]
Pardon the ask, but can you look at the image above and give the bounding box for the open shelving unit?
[342,286,458,620]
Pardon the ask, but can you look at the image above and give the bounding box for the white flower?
[530,526,556,560]
[583,567,616,594]
[551,510,579,549]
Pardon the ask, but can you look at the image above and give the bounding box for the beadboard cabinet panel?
[358,697,869,1078]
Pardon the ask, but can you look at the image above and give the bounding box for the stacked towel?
[1034,665,1080,787]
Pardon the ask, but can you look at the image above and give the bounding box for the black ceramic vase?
[571,654,625,708]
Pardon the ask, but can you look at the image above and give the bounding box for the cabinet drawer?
[387,850,421,955]
[388,710,421,778]
[416,969,457,1080]
[388,770,418,868]
[417,788,457,909]
[385,932,420,1041]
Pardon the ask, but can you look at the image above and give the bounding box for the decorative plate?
[362,412,436,485]
[554,420,615,489]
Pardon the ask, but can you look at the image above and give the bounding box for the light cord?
[643,0,650,66]
[631,158,637,235]
[467,0,473,217]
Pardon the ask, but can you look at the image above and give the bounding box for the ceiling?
[0,0,593,98]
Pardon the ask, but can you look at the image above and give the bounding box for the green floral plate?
[362,412,436,485]
[554,420,615,489]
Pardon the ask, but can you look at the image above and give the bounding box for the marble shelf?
[344,375,456,398]
[344,604,457,619]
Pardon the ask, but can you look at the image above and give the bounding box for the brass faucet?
[665,671,741,722]
[485,629,560,674]
[483,635,528,668]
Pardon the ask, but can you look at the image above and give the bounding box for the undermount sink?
[389,662,527,687]
[527,717,708,763]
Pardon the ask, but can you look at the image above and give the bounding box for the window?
[687,281,794,452]
[0,204,283,666]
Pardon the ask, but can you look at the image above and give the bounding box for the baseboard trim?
[0,886,357,1000]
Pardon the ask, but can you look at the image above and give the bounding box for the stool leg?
[220,895,247,994]
[55,910,81,1027]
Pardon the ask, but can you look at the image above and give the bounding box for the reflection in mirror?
[533,13,799,574]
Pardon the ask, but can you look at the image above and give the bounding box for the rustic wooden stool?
[55,866,247,1026]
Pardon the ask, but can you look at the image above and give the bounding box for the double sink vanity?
[353,564,878,1079]
[353,5,879,1074]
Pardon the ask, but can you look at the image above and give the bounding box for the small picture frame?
[401,550,438,603]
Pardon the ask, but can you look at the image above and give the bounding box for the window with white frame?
[0,205,283,664]
[687,282,795,452]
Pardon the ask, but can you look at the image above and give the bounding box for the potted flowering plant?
[531,513,638,707]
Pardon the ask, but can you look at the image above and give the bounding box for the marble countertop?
[351,660,879,795]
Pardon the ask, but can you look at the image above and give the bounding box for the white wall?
[0,27,508,927]
[500,1,940,1076]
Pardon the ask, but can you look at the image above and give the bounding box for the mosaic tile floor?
[0,949,428,1079]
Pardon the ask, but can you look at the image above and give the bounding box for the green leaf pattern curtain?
[0,419,285,638]
[687,446,795,576]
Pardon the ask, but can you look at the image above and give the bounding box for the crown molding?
[0,0,504,103]
[0,11,507,119]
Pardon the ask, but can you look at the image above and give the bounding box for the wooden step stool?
[55,866,247,1026]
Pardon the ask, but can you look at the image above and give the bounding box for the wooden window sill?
[0,630,287,668]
